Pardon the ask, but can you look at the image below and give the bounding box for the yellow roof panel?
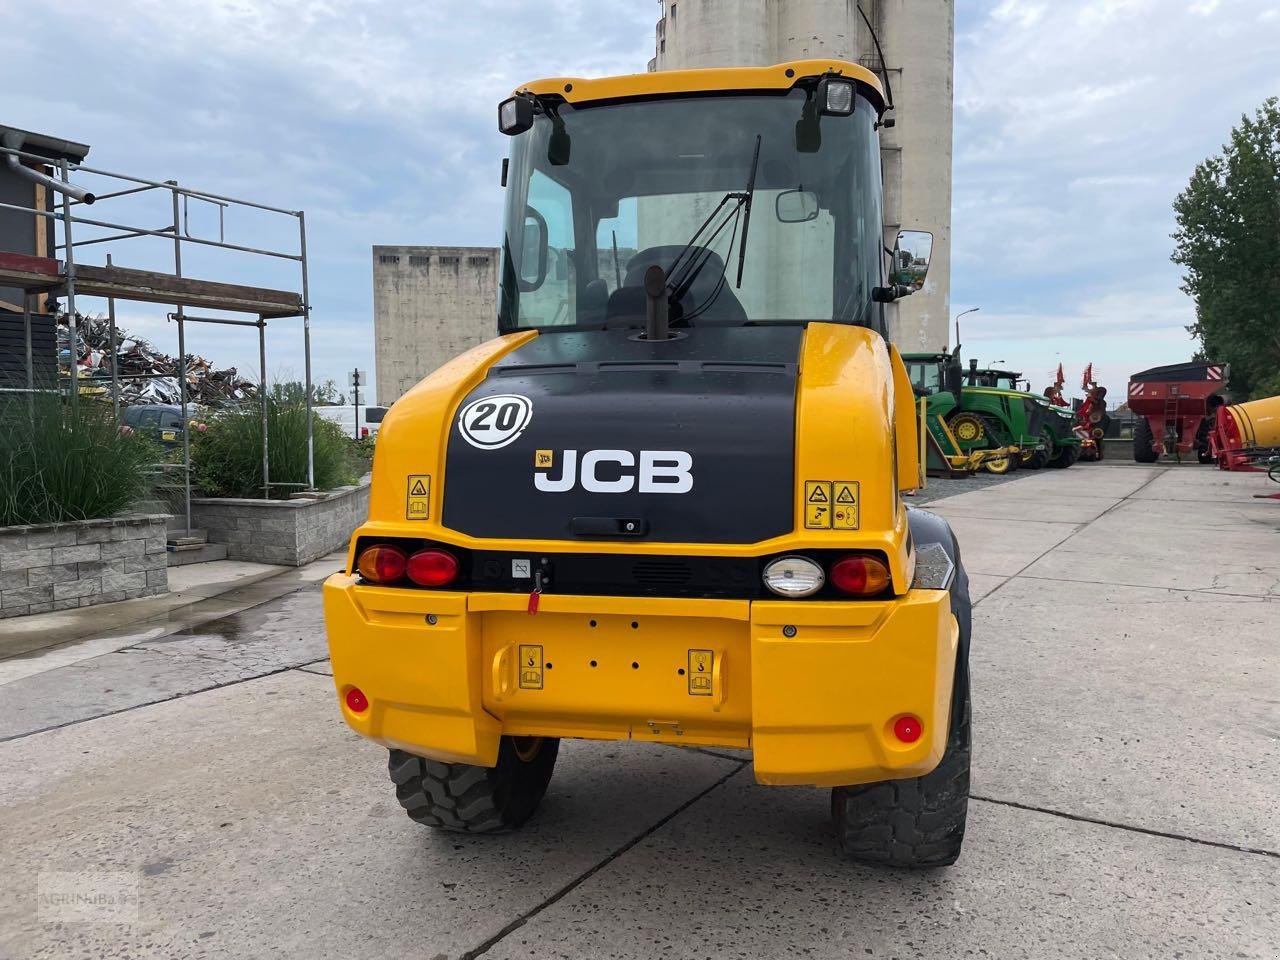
[517,59,886,113]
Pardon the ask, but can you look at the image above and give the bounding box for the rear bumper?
[322,577,959,788]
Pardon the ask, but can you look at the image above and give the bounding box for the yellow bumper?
[322,577,959,787]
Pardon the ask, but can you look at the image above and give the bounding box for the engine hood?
[441,327,802,544]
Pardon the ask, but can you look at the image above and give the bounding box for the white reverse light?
[762,556,825,598]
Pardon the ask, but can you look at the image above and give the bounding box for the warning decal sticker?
[688,649,713,696]
[406,475,431,520]
[832,481,860,530]
[518,644,544,690]
[535,449,554,468]
[804,481,832,529]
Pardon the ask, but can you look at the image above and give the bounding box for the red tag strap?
[527,588,541,615]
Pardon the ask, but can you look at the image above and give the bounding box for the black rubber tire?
[1024,446,1050,469]
[1048,444,1078,469]
[1197,445,1214,465]
[1133,418,1158,463]
[389,736,560,833]
[832,561,971,869]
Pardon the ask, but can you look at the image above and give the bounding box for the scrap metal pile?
[57,313,256,407]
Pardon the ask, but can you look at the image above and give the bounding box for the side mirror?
[776,189,819,223]
[517,206,548,292]
[891,229,933,292]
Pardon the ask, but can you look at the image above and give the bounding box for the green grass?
[191,397,362,498]
[0,395,158,527]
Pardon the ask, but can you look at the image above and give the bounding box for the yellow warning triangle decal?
[835,485,855,504]
[808,486,828,503]
[410,479,427,496]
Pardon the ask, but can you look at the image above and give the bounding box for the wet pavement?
[1,462,1277,959]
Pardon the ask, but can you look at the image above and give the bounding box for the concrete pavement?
[1,462,1276,959]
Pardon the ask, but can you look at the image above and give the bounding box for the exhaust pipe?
[2,131,95,204]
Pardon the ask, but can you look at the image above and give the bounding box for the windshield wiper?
[665,135,762,312]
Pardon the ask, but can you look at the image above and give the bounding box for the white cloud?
[952,0,1279,388]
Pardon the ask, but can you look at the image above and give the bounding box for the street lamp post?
[953,306,980,349]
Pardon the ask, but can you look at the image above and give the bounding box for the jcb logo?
[534,450,693,494]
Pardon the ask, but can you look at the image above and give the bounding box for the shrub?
[191,397,360,498]
[0,395,158,527]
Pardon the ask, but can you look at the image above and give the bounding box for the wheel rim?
[953,417,983,443]
[512,736,543,762]
[985,455,1012,474]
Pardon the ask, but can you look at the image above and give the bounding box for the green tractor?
[904,352,1077,473]
[966,363,1082,469]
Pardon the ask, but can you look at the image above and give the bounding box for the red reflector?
[830,555,890,596]
[357,544,407,584]
[345,687,369,713]
[893,715,922,743]
[406,548,459,587]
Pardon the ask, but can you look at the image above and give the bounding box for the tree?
[1172,97,1280,400]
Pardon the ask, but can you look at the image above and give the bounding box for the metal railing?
[0,142,315,535]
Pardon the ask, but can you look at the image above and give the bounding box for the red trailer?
[1127,361,1228,463]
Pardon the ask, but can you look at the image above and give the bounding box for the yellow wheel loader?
[324,60,972,868]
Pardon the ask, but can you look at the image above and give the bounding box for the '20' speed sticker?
[457,394,533,450]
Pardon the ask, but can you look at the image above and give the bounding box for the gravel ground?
[907,466,1027,504]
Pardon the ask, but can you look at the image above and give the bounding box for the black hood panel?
[442,327,802,544]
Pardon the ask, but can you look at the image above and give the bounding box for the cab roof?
[516,59,886,115]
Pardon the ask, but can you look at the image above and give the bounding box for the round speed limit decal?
[457,394,533,450]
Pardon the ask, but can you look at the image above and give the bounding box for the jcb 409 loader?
[324,60,973,868]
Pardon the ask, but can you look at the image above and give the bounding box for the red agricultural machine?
[1127,361,1228,463]
[1209,393,1280,472]
[1075,364,1109,461]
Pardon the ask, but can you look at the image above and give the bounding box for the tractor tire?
[389,735,559,833]
[1197,445,1214,465]
[1023,446,1050,470]
[832,561,971,869]
[1132,418,1158,463]
[1049,444,1078,468]
[832,674,970,869]
[983,452,1016,474]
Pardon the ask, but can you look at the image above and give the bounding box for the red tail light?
[357,544,407,584]
[407,548,459,587]
[830,555,890,596]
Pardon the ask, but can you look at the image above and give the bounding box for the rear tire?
[832,677,970,869]
[832,555,971,869]
[389,736,560,833]
[1133,418,1158,462]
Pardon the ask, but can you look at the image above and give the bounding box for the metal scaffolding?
[0,141,315,536]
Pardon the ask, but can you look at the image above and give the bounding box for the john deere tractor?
[968,364,1082,468]
[324,60,973,868]
[905,352,1078,472]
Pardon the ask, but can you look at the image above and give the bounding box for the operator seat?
[604,245,748,327]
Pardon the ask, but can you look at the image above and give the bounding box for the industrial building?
[650,0,954,353]
[371,246,498,407]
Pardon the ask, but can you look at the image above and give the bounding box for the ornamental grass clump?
[191,395,361,498]
[0,395,157,527]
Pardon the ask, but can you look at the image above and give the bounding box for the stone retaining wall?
[191,480,369,567]
[0,515,169,619]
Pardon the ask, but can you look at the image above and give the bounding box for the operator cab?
[496,62,931,341]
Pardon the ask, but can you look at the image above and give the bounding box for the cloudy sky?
[5,0,1278,401]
